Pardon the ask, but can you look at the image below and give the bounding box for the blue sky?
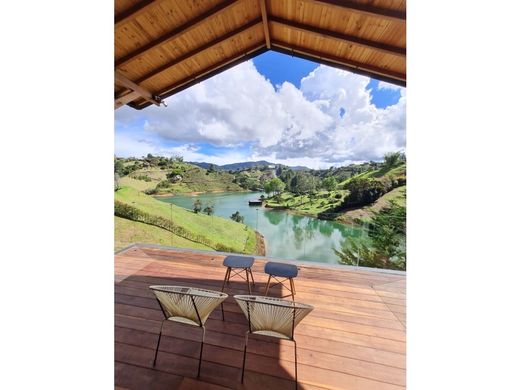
[253,51,401,109]
[115,51,406,169]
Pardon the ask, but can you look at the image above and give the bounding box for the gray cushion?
[223,255,254,268]
[264,262,298,278]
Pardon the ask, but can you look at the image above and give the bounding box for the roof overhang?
[115,0,406,110]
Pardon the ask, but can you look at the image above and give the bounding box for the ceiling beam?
[271,41,405,87]
[115,0,160,28]
[115,91,141,109]
[259,0,271,49]
[311,0,406,22]
[270,16,405,58]
[115,0,238,68]
[132,44,268,109]
[136,18,262,84]
[114,70,161,106]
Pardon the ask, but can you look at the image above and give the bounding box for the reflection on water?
[158,192,368,264]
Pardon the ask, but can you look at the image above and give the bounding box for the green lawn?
[118,176,156,192]
[115,186,257,253]
[114,216,212,252]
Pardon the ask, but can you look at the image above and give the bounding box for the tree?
[264,181,274,197]
[193,199,202,214]
[334,199,406,270]
[207,164,216,173]
[343,178,385,207]
[114,159,125,176]
[267,178,285,195]
[322,177,337,191]
[383,152,402,169]
[230,211,244,223]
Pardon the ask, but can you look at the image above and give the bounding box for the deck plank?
[115,244,406,389]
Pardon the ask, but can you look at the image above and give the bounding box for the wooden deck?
[115,244,406,389]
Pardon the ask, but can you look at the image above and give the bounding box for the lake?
[157,192,369,265]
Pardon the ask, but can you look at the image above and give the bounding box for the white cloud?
[115,61,406,168]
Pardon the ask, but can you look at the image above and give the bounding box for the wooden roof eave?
[114,0,406,110]
[130,44,269,110]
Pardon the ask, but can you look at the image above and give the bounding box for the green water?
[157,192,369,265]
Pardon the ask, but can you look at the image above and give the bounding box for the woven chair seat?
[150,286,228,326]
[234,295,313,340]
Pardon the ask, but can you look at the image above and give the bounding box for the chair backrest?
[234,295,314,340]
[150,286,228,326]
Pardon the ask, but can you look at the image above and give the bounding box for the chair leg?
[197,327,206,378]
[245,267,251,294]
[290,278,295,300]
[248,267,255,285]
[221,267,230,292]
[293,340,298,390]
[241,332,250,383]
[264,275,272,295]
[153,321,165,367]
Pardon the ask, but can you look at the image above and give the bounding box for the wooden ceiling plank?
[115,91,141,109]
[115,0,160,28]
[271,40,405,86]
[136,17,262,84]
[132,44,268,109]
[115,0,238,68]
[259,0,271,48]
[270,16,405,58]
[115,70,161,105]
[311,0,406,22]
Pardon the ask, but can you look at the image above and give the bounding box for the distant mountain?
[188,161,310,171]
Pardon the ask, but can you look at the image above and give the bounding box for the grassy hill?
[338,163,406,187]
[264,162,406,222]
[335,185,406,224]
[114,186,257,254]
[115,216,212,252]
[265,189,348,215]
[117,160,244,194]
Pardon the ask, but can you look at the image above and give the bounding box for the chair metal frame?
[149,286,227,378]
[235,295,313,390]
[221,260,255,321]
[264,274,296,300]
[222,265,255,294]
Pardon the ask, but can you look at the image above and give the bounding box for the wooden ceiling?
[115,0,406,110]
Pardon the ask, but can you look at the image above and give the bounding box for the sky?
[115,51,406,169]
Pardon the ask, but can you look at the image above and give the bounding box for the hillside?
[335,185,406,224]
[114,186,257,254]
[115,157,244,194]
[189,160,309,171]
[115,216,212,252]
[264,162,406,223]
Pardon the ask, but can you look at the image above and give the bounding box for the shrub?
[230,211,244,223]
[343,178,385,207]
